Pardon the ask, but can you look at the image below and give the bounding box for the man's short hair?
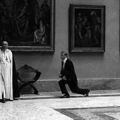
[2,41,8,45]
[61,51,68,57]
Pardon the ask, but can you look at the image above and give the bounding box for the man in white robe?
[0,41,13,102]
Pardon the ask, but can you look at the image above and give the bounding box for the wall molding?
[21,78,120,94]
[38,78,120,81]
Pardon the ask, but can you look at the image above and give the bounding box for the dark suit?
[59,58,89,96]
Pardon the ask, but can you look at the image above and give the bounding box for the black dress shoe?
[1,99,5,103]
[60,94,70,98]
[1,94,5,103]
[84,90,90,97]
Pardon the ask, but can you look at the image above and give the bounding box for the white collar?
[1,49,9,53]
[63,57,67,64]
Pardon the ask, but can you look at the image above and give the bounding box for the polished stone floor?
[0,90,120,120]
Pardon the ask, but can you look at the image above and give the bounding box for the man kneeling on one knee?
[58,51,90,98]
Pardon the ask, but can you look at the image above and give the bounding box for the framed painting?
[69,4,105,53]
[0,0,55,52]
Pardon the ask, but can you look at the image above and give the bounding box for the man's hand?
[59,74,62,78]
[62,76,67,80]
[59,74,67,80]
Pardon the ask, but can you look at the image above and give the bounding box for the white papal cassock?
[0,49,13,100]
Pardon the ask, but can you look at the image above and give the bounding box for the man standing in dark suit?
[58,51,90,98]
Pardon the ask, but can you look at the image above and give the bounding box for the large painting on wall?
[69,4,105,53]
[0,0,55,52]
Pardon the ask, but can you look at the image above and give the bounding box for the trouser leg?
[58,80,69,95]
[73,87,89,95]
[68,82,89,95]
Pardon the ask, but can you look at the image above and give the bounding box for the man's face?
[2,41,8,49]
[61,53,66,61]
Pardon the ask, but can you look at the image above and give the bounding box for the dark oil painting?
[69,5,105,53]
[0,0,55,51]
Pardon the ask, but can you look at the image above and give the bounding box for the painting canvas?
[69,5,105,53]
[0,0,55,52]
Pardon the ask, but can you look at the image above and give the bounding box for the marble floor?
[1,90,120,120]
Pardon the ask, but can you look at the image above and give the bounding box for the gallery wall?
[14,0,120,91]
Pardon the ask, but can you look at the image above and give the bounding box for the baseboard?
[19,78,120,94]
